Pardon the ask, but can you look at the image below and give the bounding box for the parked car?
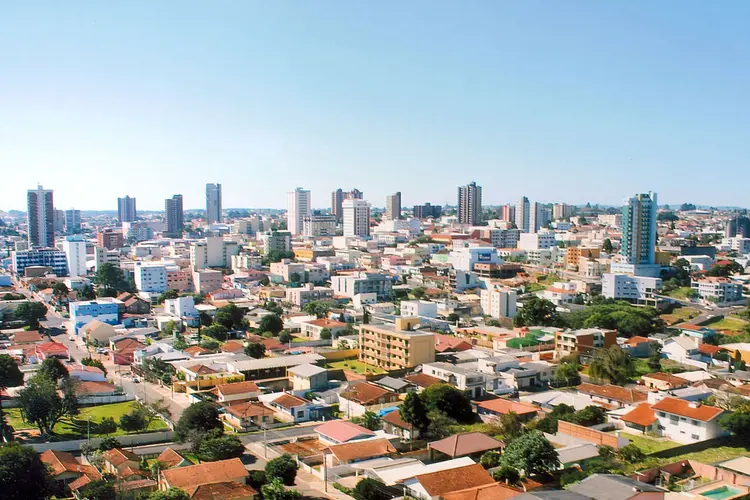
[131,377,140,383]
[96,348,108,354]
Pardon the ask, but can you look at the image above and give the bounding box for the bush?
[354,478,392,500]
[493,465,520,486]
[197,434,245,462]
[265,453,298,486]
[96,418,118,436]
[480,450,502,469]
[617,444,645,463]
[249,470,267,490]
[119,411,147,433]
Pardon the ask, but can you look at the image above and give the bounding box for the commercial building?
[205,183,222,224]
[331,272,393,300]
[601,273,661,306]
[385,192,402,220]
[97,228,123,250]
[117,196,137,223]
[287,187,311,236]
[555,328,617,357]
[257,230,291,254]
[480,286,517,319]
[691,277,744,304]
[190,236,239,270]
[413,203,442,219]
[165,194,184,237]
[63,236,87,278]
[358,318,436,370]
[343,199,371,237]
[13,248,68,276]
[27,185,55,248]
[518,232,557,250]
[515,196,530,233]
[331,188,363,224]
[457,182,482,225]
[70,298,121,333]
[449,247,501,272]
[64,209,81,234]
[134,262,168,293]
[302,213,336,237]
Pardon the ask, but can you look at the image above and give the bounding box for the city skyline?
[2,2,749,210]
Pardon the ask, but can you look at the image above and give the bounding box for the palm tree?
[588,345,635,385]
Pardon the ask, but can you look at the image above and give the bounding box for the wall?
[78,394,134,406]
[557,420,624,448]
[28,430,175,452]
[320,349,359,361]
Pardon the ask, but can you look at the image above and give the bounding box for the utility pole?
[87,416,91,444]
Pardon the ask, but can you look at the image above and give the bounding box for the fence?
[78,394,134,406]
[557,420,626,448]
[27,430,175,453]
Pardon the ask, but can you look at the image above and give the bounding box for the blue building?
[69,299,121,333]
[12,248,69,277]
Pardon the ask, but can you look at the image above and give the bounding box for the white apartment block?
[302,214,337,237]
[518,232,557,250]
[400,300,438,318]
[94,247,120,272]
[331,272,392,301]
[651,397,725,444]
[285,283,334,307]
[287,187,311,236]
[122,221,154,242]
[190,236,239,270]
[63,237,87,278]
[602,273,661,306]
[164,296,199,322]
[257,231,291,254]
[231,253,263,272]
[690,277,743,304]
[343,199,371,237]
[726,238,750,254]
[480,286,517,319]
[134,262,168,293]
[448,247,500,272]
[597,214,623,228]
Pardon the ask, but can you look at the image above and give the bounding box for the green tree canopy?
[79,478,117,500]
[202,324,228,341]
[17,375,78,435]
[500,431,559,476]
[197,434,245,462]
[148,488,191,500]
[81,357,107,376]
[0,443,52,500]
[261,478,302,500]
[588,345,635,384]
[93,263,128,292]
[259,314,284,334]
[354,478,392,500]
[319,328,332,340]
[399,391,430,431]
[420,384,474,423]
[244,342,266,359]
[13,301,47,329]
[265,453,298,485]
[37,357,70,383]
[514,297,559,327]
[175,402,222,442]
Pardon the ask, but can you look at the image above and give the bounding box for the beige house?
[215,381,262,403]
[358,318,436,371]
[222,401,274,431]
[287,363,328,391]
[301,318,349,339]
[81,320,118,346]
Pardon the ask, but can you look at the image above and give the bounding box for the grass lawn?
[620,432,679,454]
[660,306,700,325]
[701,315,748,333]
[448,421,497,436]
[526,283,546,293]
[291,336,309,343]
[326,360,386,375]
[664,287,694,300]
[7,401,168,439]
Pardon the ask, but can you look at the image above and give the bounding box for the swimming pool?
[700,485,745,500]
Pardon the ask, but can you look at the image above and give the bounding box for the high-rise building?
[63,236,87,277]
[165,195,184,237]
[385,192,402,220]
[457,182,482,225]
[287,187,311,236]
[529,202,551,233]
[499,204,515,222]
[64,209,81,234]
[117,196,137,223]
[515,196,530,233]
[343,199,371,237]
[553,203,573,220]
[621,192,658,266]
[413,203,442,219]
[303,213,337,237]
[53,209,65,233]
[332,188,363,223]
[27,185,55,248]
[726,215,750,238]
[345,189,364,200]
[205,183,222,224]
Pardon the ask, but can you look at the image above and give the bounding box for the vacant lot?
[327,359,386,375]
[660,305,700,326]
[702,315,748,333]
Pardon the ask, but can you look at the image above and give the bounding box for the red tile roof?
[382,410,411,430]
[184,346,210,356]
[413,464,495,497]
[442,483,522,500]
[156,447,188,469]
[161,458,248,490]
[215,381,260,396]
[340,382,397,405]
[625,336,651,346]
[315,420,374,443]
[699,344,727,356]
[428,432,505,458]
[327,438,396,463]
[651,397,724,422]
[577,382,648,404]
[404,373,443,388]
[642,372,690,387]
[223,401,274,419]
[305,318,347,328]
[35,341,69,355]
[103,448,139,468]
[475,399,540,416]
[435,334,473,353]
[75,381,119,396]
[621,403,658,428]
[271,393,308,410]
[188,481,258,500]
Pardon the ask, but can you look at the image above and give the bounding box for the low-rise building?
[339,381,400,417]
[285,283,334,308]
[358,318,436,371]
[651,397,726,444]
[555,328,617,358]
[221,401,274,431]
[301,318,348,340]
[602,273,661,306]
[331,272,393,301]
[287,363,328,391]
[69,298,121,333]
[691,277,744,304]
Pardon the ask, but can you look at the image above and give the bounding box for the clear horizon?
[2,2,748,211]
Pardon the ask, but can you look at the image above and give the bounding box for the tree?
[259,314,284,334]
[354,478,392,500]
[197,434,245,461]
[399,391,430,431]
[303,300,337,318]
[0,442,52,500]
[52,282,70,303]
[412,287,426,299]
[162,320,177,336]
[0,354,23,438]
[120,410,147,433]
[647,342,663,371]
[588,345,635,385]
[199,337,221,350]
[215,303,246,329]
[99,436,121,451]
[202,324,228,341]
[569,406,607,427]
[420,384,474,423]
[244,342,266,359]
[514,297,559,327]
[79,478,117,500]
[602,238,614,254]
[175,402,222,442]
[552,362,581,387]
[480,450,502,469]
[680,203,696,211]
[719,411,750,441]
[362,411,381,431]
[18,375,78,435]
[82,356,107,376]
[447,313,460,323]
[13,301,47,329]
[499,411,523,441]
[261,478,303,500]
[279,330,292,344]
[494,465,521,486]
[37,357,69,383]
[148,489,190,500]
[97,417,118,435]
[598,445,616,461]
[93,263,127,293]
[319,328,332,340]
[707,261,744,278]
[500,431,559,476]
[617,443,645,463]
[265,453,298,485]
[425,410,457,439]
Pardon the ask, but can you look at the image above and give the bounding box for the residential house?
[65,364,106,382]
[186,482,257,499]
[222,401,274,432]
[382,409,420,442]
[622,336,653,358]
[74,381,123,403]
[620,403,659,435]
[159,458,250,493]
[102,448,141,477]
[156,448,191,469]
[287,363,328,391]
[215,381,262,403]
[325,438,397,467]
[404,373,444,392]
[301,318,348,340]
[720,343,750,364]
[183,346,211,357]
[315,420,375,445]
[80,320,118,346]
[11,330,45,344]
[339,381,400,417]
[577,383,647,409]
[402,463,496,500]
[661,336,701,365]
[569,474,666,500]
[651,397,726,444]
[220,340,246,354]
[427,432,505,460]
[116,292,151,315]
[434,334,473,354]
[442,483,523,500]
[264,392,327,423]
[421,362,488,399]
[35,341,69,361]
[641,372,690,391]
[109,337,146,365]
[372,376,413,394]
[476,398,540,422]
[41,449,101,490]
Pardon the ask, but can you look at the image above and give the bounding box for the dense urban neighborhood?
[1,186,750,500]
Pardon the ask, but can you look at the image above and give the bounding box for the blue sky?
[1,2,748,211]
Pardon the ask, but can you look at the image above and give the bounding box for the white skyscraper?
[343,199,371,237]
[206,183,222,224]
[287,187,311,236]
[515,196,530,233]
[63,236,87,277]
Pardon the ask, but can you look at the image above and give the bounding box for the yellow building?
[358,317,436,371]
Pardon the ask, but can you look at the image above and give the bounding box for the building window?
[691,434,699,440]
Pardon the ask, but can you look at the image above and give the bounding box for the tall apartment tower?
[553,203,573,220]
[499,204,515,222]
[287,187,311,236]
[515,196,530,233]
[621,192,658,266]
[64,209,81,234]
[117,196,137,223]
[726,215,750,238]
[457,182,482,225]
[206,183,222,224]
[27,185,55,248]
[343,199,371,237]
[385,192,402,220]
[332,188,363,224]
[165,194,184,237]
